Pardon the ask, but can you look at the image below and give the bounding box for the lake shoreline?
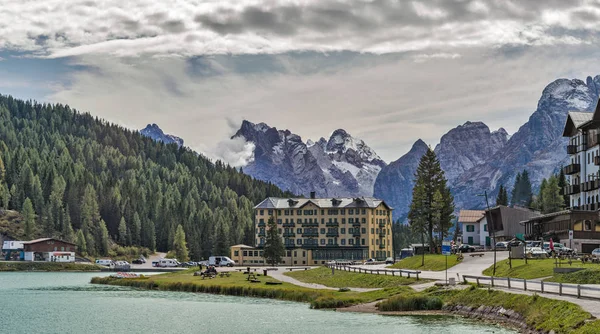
[0,262,103,272]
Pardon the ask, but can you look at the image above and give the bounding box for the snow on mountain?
[233,122,386,197]
[140,123,184,147]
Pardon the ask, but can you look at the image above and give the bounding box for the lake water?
[0,272,515,334]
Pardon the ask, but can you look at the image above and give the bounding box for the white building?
[458,210,487,246]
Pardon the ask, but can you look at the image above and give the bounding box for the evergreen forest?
[0,94,294,259]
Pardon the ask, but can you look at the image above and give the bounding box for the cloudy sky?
[1,0,600,164]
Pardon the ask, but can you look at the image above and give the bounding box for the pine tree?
[407,148,451,254]
[536,178,548,212]
[22,197,35,239]
[173,224,189,262]
[98,220,110,256]
[521,170,533,206]
[409,183,428,266]
[496,185,508,206]
[76,229,87,255]
[511,172,521,206]
[542,175,564,214]
[131,212,141,245]
[118,217,128,244]
[0,155,5,183]
[557,168,569,208]
[263,216,284,266]
[61,207,75,243]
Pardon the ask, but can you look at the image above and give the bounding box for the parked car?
[132,258,144,265]
[592,248,600,259]
[385,257,394,264]
[208,256,236,267]
[494,242,508,250]
[526,247,548,258]
[543,242,573,255]
[95,259,114,267]
[364,258,376,264]
[458,244,476,253]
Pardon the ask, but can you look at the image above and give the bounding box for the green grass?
[483,259,598,279]
[388,254,460,271]
[378,294,443,311]
[0,261,104,271]
[437,286,593,334]
[546,268,600,284]
[285,266,421,288]
[91,269,411,309]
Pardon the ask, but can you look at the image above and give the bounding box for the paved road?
[352,251,510,281]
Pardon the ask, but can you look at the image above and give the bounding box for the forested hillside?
[0,95,294,259]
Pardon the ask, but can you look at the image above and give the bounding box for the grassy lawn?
[546,269,600,284]
[437,287,594,334]
[0,261,104,271]
[285,266,421,288]
[482,259,598,279]
[91,269,411,309]
[388,254,460,271]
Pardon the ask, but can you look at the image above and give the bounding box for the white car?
[526,247,548,258]
[591,248,600,259]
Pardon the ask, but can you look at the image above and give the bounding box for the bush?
[378,295,443,312]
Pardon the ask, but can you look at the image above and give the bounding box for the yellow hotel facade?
[231,195,393,266]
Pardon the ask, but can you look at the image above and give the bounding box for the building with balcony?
[251,194,393,265]
[520,100,600,253]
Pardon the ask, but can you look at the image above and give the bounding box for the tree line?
[0,94,294,259]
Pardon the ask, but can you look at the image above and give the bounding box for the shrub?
[378,295,443,312]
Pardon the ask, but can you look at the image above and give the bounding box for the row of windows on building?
[258,217,390,225]
[571,195,600,208]
[465,225,487,232]
[257,238,389,247]
[259,208,389,216]
[257,227,390,235]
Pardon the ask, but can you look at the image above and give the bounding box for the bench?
[287,267,309,272]
[469,253,484,257]
[247,273,257,281]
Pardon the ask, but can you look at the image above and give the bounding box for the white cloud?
[1,0,600,58]
[413,52,461,63]
[45,46,600,163]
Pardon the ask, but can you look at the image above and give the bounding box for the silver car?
[592,248,600,259]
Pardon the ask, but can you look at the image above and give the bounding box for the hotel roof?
[254,197,393,210]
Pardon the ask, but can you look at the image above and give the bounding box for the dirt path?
[267,268,380,292]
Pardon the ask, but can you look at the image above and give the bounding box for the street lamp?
[477,191,496,277]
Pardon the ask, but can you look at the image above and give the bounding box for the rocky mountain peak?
[325,129,382,163]
[140,123,184,147]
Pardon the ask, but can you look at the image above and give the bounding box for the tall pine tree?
[22,198,35,239]
[263,216,284,266]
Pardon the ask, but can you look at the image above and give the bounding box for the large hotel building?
[231,194,393,266]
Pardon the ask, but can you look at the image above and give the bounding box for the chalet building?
[521,99,600,253]
[2,240,24,261]
[251,193,393,264]
[458,210,486,246]
[23,238,77,262]
[460,206,539,248]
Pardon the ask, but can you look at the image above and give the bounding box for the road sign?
[569,230,573,240]
[442,241,451,256]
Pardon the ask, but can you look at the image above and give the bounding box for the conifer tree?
[62,207,75,243]
[536,178,548,211]
[22,197,35,239]
[98,220,110,256]
[76,229,87,255]
[263,216,284,266]
[496,185,508,206]
[542,176,564,214]
[118,217,128,244]
[173,224,189,262]
[408,147,453,254]
[558,168,569,208]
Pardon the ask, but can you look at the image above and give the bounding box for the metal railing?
[327,263,421,280]
[462,275,600,300]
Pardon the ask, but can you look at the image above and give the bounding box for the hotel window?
[321,239,326,245]
[342,218,346,224]
[234,250,239,256]
[243,251,248,256]
[376,239,379,245]
[484,225,488,232]
[297,239,302,245]
[278,210,282,215]
[371,239,374,245]
[361,228,366,233]
[277,219,282,224]
[297,228,302,234]
[362,239,365,245]
[466,225,475,232]
[285,210,289,215]
[342,239,346,245]
[349,218,354,223]
[328,239,333,245]
[321,210,325,215]
[341,228,346,234]
[268,210,273,215]
[362,209,366,214]
[297,210,302,215]
[349,209,354,215]
[585,220,593,231]
[260,210,264,215]
[371,228,375,234]
[341,209,345,215]
[362,218,366,223]
[320,228,325,234]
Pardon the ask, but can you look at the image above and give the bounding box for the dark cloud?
[161,20,186,33]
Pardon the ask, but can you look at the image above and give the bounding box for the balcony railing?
[567,144,578,155]
[326,231,339,237]
[563,184,580,196]
[283,232,296,238]
[581,203,599,211]
[352,231,361,237]
[257,222,266,227]
[563,163,581,175]
[325,244,340,248]
[301,231,319,237]
[282,223,296,228]
[301,244,319,249]
[582,180,600,192]
[379,231,386,237]
[379,222,386,228]
[379,244,386,249]
[352,221,361,227]
[301,222,319,227]
[257,231,265,237]
[325,222,339,227]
